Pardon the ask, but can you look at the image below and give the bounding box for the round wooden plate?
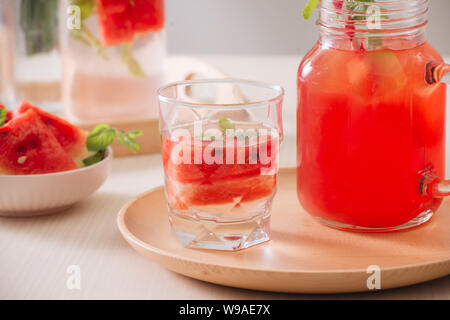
[117,167,450,293]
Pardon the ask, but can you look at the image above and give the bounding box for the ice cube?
[363,50,408,96]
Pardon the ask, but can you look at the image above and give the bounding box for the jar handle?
[425,61,450,85]
[420,61,450,197]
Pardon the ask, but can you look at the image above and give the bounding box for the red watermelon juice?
[297,42,446,230]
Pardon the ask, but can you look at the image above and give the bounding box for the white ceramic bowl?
[0,148,112,217]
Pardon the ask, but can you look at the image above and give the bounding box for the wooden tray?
[117,167,450,293]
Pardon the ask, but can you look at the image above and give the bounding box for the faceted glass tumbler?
[158,79,284,251]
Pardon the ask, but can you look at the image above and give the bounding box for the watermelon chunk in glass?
[17,101,92,167]
[130,0,165,34]
[96,0,134,47]
[0,110,78,175]
[162,134,279,207]
[167,174,276,207]
[162,135,278,184]
[97,0,165,47]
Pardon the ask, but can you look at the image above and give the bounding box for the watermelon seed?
[17,156,27,165]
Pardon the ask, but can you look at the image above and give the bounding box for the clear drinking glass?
[158,79,284,250]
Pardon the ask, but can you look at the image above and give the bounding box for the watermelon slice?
[167,174,276,207]
[17,101,92,167]
[163,135,278,184]
[96,0,134,47]
[130,0,165,34]
[97,0,165,46]
[0,110,78,175]
[162,134,279,207]
[0,105,13,125]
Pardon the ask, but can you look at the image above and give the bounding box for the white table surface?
[0,55,449,300]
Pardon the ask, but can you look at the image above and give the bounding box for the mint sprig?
[302,0,384,50]
[83,123,143,166]
[86,124,116,151]
[122,43,146,78]
[70,26,108,60]
[69,0,108,60]
[20,0,58,56]
[302,0,319,20]
[82,150,105,166]
[69,0,146,77]
[346,0,376,21]
[218,118,235,131]
[70,0,94,20]
[302,0,376,20]
[116,130,142,152]
[0,108,6,126]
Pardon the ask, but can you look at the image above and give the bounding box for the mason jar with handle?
[297,0,450,231]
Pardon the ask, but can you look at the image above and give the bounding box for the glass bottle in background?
[59,0,167,123]
[0,0,61,113]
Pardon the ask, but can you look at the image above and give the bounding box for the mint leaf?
[71,26,108,59]
[68,0,108,60]
[88,123,110,136]
[83,124,143,166]
[116,130,142,152]
[20,0,58,56]
[70,29,91,46]
[0,108,6,126]
[122,43,146,78]
[126,130,143,139]
[86,124,116,151]
[302,0,377,21]
[302,0,319,20]
[346,0,376,21]
[69,0,94,20]
[82,150,104,166]
[218,118,234,131]
[302,0,385,50]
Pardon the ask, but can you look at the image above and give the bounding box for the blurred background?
[1,0,449,130]
[166,0,450,56]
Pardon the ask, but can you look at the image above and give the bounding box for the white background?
[166,0,450,56]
